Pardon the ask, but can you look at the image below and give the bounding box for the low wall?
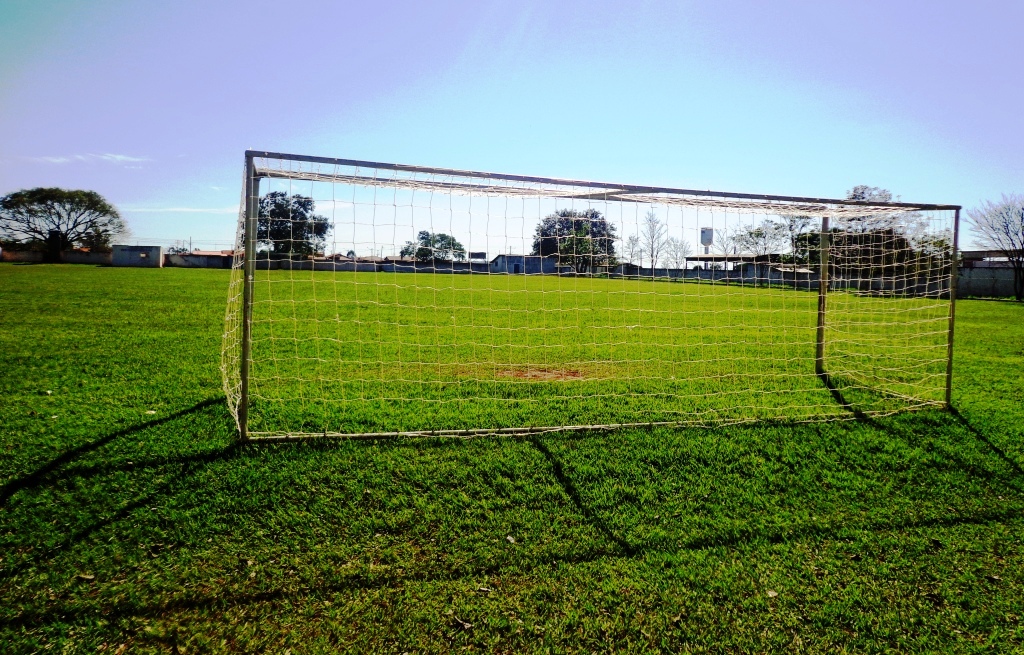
[0,251,44,263]
[61,251,112,265]
[166,254,233,268]
[958,267,1017,298]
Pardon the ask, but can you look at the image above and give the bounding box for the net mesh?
[221,153,956,439]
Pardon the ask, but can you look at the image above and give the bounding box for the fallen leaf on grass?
[506,536,516,544]
[77,573,95,581]
[145,410,157,415]
[476,586,492,593]
[767,590,778,598]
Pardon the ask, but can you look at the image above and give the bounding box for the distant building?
[490,254,557,275]
[112,245,163,268]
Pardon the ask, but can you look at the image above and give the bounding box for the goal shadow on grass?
[819,372,1024,493]
[948,406,1024,478]
[2,496,1021,631]
[3,394,1023,630]
[0,397,243,584]
[0,397,226,508]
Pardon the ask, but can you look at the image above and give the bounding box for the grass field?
[2,263,1023,653]
[229,270,950,436]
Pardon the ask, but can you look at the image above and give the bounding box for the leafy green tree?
[777,216,815,264]
[531,209,617,273]
[400,231,466,261]
[78,226,118,253]
[0,188,127,255]
[256,192,330,256]
[846,185,892,203]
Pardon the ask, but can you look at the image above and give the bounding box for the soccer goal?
[221,150,960,441]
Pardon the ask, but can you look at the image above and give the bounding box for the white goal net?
[222,151,959,440]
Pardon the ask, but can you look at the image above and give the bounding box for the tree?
[531,209,616,273]
[77,225,123,253]
[778,215,815,264]
[833,185,936,286]
[0,188,127,255]
[846,185,892,203]
[640,210,667,270]
[842,185,907,233]
[967,194,1024,300]
[734,219,788,284]
[400,231,466,261]
[793,231,822,267]
[734,219,788,257]
[623,234,641,266]
[663,236,692,269]
[256,192,330,256]
[710,226,738,257]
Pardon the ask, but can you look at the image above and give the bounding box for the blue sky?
[0,0,1020,249]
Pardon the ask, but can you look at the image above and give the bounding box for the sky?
[0,0,1020,250]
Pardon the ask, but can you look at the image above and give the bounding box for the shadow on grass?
[819,372,1023,492]
[2,501,1022,630]
[0,397,243,584]
[0,442,243,584]
[4,390,1024,629]
[0,397,224,508]
[949,406,1024,477]
[529,435,638,556]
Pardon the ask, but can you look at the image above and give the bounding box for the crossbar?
[246,149,961,212]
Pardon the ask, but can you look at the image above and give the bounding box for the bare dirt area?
[496,367,585,381]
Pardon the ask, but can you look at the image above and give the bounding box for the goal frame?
[233,149,961,441]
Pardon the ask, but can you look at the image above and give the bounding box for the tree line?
[2,185,1021,299]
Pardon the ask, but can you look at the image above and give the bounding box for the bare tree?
[640,210,667,270]
[734,219,788,257]
[967,194,1024,300]
[733,219,788,284]
[663,236,692,269]
[623,234,641,265]
[709,226,735,256]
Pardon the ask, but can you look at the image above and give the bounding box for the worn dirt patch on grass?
[496,368,585,381]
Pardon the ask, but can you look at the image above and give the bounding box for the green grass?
[1,263,1023,653]
[232,270,949,435]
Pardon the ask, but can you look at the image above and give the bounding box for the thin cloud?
[31,153,151,164]
[121,206,238,214]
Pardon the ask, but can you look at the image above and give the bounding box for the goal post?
[222,150,960,441]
